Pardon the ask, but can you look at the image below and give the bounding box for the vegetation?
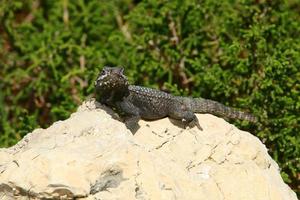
[0,0,299,195]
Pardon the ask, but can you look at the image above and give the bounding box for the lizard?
[94,66,257,130]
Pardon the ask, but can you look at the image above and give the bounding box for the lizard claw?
[188,118,203,131]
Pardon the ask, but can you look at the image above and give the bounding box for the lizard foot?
[124,116,141,134]
[182,118,203,131]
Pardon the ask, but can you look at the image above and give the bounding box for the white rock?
[0,99,297,200]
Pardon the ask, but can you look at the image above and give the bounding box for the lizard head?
[95,66,129,94]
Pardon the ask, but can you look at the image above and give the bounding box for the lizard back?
[127,85,175,120]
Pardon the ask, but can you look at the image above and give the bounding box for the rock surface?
[0,99,297,200]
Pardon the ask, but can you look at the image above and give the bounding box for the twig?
[115,10,132,42]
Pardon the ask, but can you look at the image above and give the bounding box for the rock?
[0,99,297,200]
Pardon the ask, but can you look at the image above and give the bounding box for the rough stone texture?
[0,99,297,200]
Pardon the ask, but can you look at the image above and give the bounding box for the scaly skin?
[94,67,257,130]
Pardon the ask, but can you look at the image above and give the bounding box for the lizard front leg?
[116,100,141,131]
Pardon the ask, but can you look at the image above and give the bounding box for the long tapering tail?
[188,97,257,122]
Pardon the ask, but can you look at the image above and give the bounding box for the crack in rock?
[153,131,184,151]
[134,160,148,200]
[0,183,85,200]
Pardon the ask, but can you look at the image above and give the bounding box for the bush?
[0,0,299,195]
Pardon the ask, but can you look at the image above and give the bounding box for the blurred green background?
[0,0,299,195]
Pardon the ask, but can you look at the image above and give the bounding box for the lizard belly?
[139,109,167,120]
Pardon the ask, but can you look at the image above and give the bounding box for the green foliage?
[0,0,299,194]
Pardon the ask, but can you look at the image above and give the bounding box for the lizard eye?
[98,69,109,78]
[100,70,107,75]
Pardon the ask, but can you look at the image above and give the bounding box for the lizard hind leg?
[183,113,203,130]
[168,106,202,130]
[186,115,203,130]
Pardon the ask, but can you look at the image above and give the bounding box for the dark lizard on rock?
[94,66,257,130]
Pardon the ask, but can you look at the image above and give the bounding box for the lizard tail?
[191,98,257,123]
